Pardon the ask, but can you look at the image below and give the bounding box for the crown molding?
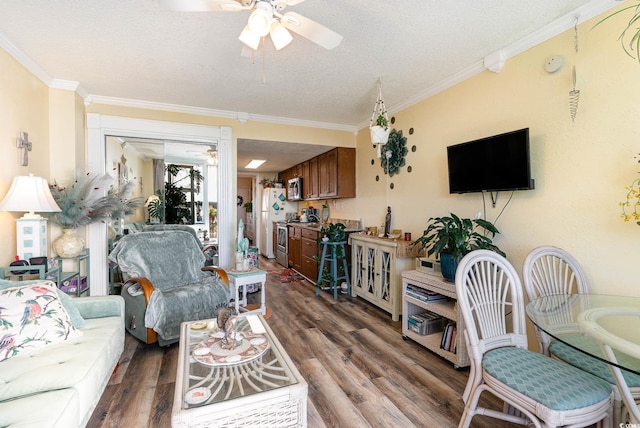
[0,31,53,86]
[88,95,358,133]
[3,0,621,135]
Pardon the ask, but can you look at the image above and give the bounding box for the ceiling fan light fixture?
[248,2,273,37]
[270,21,293,50]
[207,153,218,166]
[239,25,260,50]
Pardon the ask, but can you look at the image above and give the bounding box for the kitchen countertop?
[286,222,362,233]
[281,218,363,233]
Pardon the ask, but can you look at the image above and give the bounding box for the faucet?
[307,213,321,224]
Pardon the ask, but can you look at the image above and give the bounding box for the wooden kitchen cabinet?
[288,225,301,271]
[300,228,319,281]
[350,234,421,321]
[285,147,355,201]
[278,167,292,187]
[303,158,319,200]
[318,147,355,199]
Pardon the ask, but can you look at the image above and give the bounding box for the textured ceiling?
[0,0,619,171]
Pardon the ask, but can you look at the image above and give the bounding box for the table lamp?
[0,174,61,260]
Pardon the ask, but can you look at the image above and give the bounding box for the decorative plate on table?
[191,333,269,366]
[184,387,211,405]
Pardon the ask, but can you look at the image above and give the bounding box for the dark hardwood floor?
[88,257,519,428]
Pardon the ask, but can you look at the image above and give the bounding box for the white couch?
[0,290,125,428]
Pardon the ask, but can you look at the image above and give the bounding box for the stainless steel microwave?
[287,177,302,201]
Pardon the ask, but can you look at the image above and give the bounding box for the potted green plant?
[243,201,253,213]
[594,2,640,64]
[412,213,505,282]
[259,177,283,188]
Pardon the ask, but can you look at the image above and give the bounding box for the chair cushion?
[483,347,612,410]
[550,336,640,387]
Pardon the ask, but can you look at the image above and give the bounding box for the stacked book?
[440,322,457,354]
[405,284,448,303]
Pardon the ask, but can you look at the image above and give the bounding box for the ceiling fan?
[187,145,219,165]
[159,0,343,51]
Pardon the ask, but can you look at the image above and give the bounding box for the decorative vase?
[322,204,330,223]
[53,228,85,258]
[440,252,460,282]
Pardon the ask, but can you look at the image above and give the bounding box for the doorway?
[87,114,233,295]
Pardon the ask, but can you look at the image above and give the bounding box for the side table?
[226,268,267,316]
[53,249,90,296]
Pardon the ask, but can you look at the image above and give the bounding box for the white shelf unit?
[401,270,469,369]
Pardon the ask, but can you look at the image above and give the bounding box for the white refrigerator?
[259,187,296,258]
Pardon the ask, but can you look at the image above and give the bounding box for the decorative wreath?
[380,129,408,176]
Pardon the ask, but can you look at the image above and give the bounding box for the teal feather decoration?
[48,173,143,229]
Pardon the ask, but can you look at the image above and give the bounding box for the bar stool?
[316,240,350,300]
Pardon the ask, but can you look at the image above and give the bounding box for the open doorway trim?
[87,114,233,295]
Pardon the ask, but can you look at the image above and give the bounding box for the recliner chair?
[143,224,218,266]
[109,230,229,346]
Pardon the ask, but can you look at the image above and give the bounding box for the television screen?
[447,128,534,194]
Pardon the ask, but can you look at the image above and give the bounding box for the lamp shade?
[270,21,292,51]
[239,25,261,50]
[247,3,272,37]
[0,174,61,214]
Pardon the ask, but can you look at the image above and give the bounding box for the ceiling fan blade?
[159,0,246,12]
[281,12,342,50]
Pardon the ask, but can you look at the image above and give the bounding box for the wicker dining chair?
[523,245,640,426]
[523,246,588,355]
[455,249,612,428]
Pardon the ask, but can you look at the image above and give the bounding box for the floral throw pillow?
[0,281,82,362]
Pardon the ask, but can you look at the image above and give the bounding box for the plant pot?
[370,125,390,145]
[440,252,460,282]
[53,228,85,258]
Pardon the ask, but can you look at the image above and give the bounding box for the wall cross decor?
[16,131,32,166]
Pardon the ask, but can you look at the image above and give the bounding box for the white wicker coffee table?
[172,314,308,427]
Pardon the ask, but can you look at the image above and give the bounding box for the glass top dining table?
[525,294,640,376]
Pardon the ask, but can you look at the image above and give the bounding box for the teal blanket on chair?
[109,230,228,343]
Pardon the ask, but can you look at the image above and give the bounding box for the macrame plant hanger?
[370,78,390,158]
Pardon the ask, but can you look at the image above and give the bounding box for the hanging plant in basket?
[381,129,408,177]
[370,82,390,156]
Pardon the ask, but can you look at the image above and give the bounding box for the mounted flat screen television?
[447,128,534,194]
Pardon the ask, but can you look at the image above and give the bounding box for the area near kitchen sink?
[282,219,362,282]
